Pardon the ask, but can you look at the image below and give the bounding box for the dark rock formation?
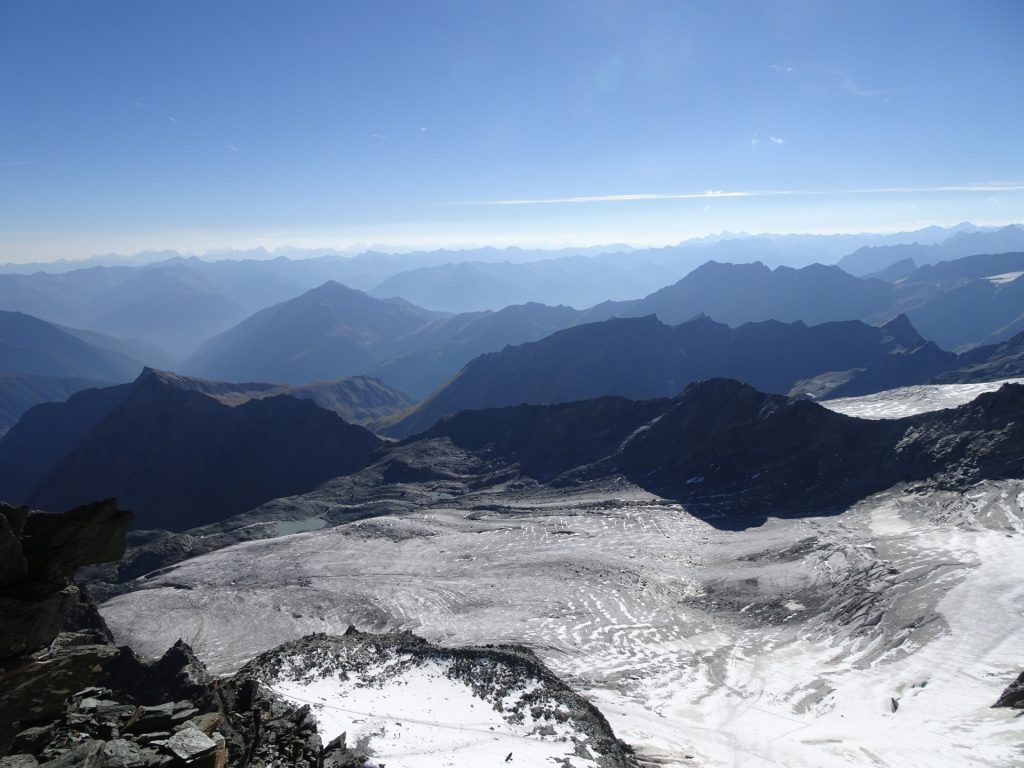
[0,369,384,531]
[387,313,950,437]
[0,499,130,662]
[993,671,1024,709]
[0,499,132,752]
[244,629,636,768]
[934,330,1024,384]
[418,378,1024,527]
[0,500,358,766]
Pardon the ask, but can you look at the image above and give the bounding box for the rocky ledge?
[0,500,359,767]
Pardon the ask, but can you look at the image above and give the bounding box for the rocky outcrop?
[0,499,130,663]
[0,499,132,752]
[244,629,637,768]
[993,671,1024,709]
[0,500,360,767]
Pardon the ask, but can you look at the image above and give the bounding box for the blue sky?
[1,0,1023,260]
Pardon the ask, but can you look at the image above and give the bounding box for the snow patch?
[267,654,599,768]
[983,271,1024,285]
[821,379,1024,420]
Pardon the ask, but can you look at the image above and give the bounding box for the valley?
[100,480,1024,768]
[99,384,1024,768]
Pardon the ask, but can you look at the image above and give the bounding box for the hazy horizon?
[2,218,1023,267]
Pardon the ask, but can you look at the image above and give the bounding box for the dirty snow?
[821,378,1024,419]
[268,657,597,768]
[103,481,1024,768]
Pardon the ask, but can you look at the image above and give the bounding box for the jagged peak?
[881,313,925,349]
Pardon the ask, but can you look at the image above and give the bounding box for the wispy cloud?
[449,182,1024,206]
[167,115,177,123]
[0,160,31,167]
[370,133,387,140]
[771,64,794,73]
[833,71,906,100]
[227,144,243,152]
[419,126,428,133]
[769,135,785,145]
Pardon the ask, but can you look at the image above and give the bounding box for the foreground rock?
[993,671,1024,709]
[0,500,356,766]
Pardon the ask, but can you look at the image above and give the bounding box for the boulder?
[994,671,1024,709]
[164,727,216,762]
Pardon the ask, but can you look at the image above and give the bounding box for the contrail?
[448,182,1024,206]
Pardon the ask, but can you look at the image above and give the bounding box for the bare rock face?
[0,500,356,767]
[0,499,130,662]
[994,671,1024,709]
[0,499,131,751]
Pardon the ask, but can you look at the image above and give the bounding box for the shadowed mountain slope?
[82,375,1024,596]
[137,369,412,425]
[182,280,443,384]
[0,310,146,381]
[369,302,581,398]
[0,369,383,530]
[839,224,1024,276]
[902,264,1024,350]
[419,377,1024,524]
[934,330,1024,384]
[387,314,951,437]
[0,374,107,437]
[580,261,894,327]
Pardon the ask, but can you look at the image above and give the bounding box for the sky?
[1,0,1023,261]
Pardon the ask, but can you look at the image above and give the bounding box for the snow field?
[821,378,1024,420]
[102,486,1024,768]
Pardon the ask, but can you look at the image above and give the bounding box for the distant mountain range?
[368,255,676,312]
[580,261,894,326]
[0,224,1007,359]
[895,253,1024,350]
[2,227,1021,416]
[384,313,960,437]
[0,369,394,530]
[175,249,1024,398]
[838,224,1024,276]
